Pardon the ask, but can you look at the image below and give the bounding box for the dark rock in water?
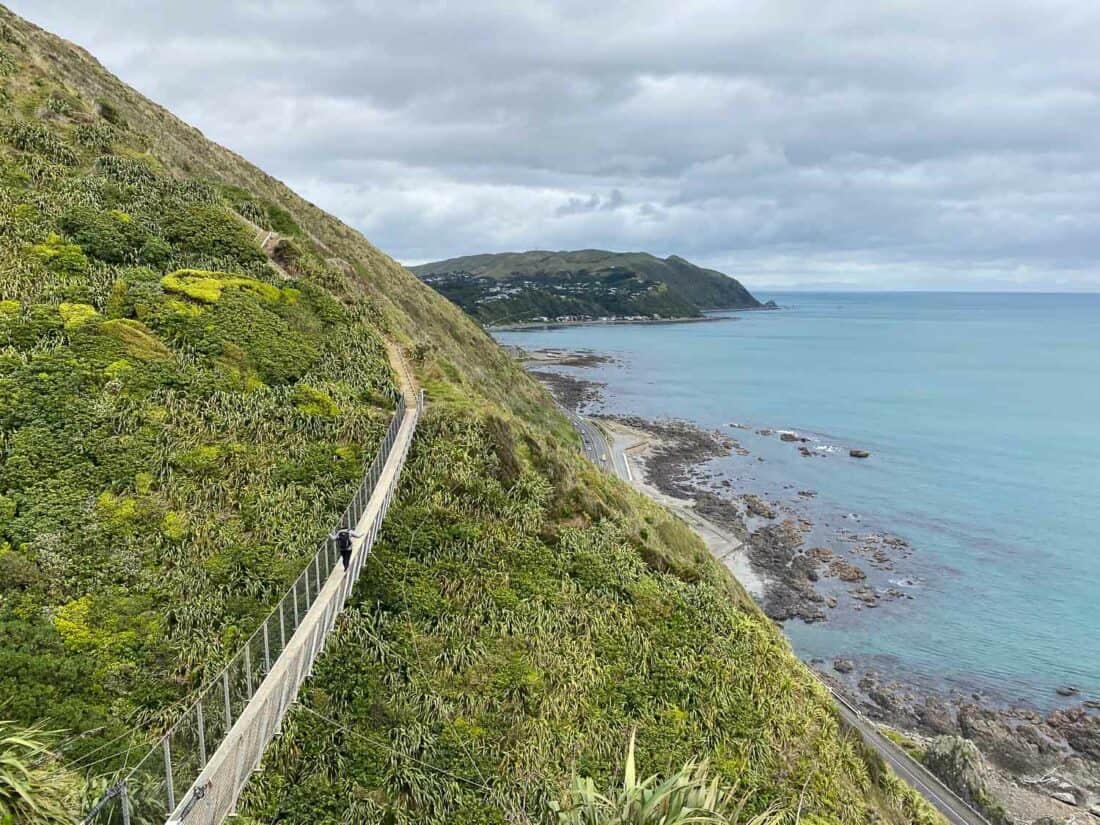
[799,446,813,457]
[765,581,826,623]
[849,670,917,719]
[750,520,826,623]
[1047,707,1100,759]
[833,658,855,674]
[529,369,607,413]
[780,432,799,442]
[829,559,867,582]
[958,704,1063,774]
[851,584,878,605]
[919,697,959,736]
[806,546,833,562]
[743,494,776,519]
[1056,685,1080,697]
[868,685,904,713]
[922,736,1008,823]
[756,428,773,436]
[849,448,871,458]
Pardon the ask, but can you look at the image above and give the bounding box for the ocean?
[495,292,1100,709]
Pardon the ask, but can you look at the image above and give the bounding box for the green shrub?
[204,291,318,384]
[158,203,264,265]
[293,384,341,418]
[29,233,88,276]
[173,444,223,475]
[43,95,74,116]
[98,318,172,361]
[219,184,302,236]
[271,237,302,270]
[60,206,170,266]
[265,202,301,236]
[0,303,63,348]
[161,269,283,304]
[58,301,98,329]
[233,199,268,226]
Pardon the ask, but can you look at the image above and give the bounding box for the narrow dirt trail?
[382,337,419,403]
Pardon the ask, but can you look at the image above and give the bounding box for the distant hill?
[411,249,765,325]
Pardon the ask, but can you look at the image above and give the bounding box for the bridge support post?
[163,737,175,812]
[223,671,232,728]
[197,702,207,767]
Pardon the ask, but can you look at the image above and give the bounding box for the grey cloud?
[12,0,1100,290]
[555,188,625,216]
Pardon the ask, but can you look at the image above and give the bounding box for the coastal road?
[569,409,989,825]
[570,413,615,474]
[829,689,989,825]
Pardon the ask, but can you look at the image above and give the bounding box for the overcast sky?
[13,1,1100,291]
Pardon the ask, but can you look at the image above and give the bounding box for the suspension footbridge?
[81,365,423,825]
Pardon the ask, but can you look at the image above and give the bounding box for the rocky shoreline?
[527,368,606,411]
[522,348,1100,825]
[522,347,621,368]
[620,412,1100,824]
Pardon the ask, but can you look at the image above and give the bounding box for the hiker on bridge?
[330,527,365,571]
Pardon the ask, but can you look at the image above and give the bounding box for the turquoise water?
[496,293,1100,708]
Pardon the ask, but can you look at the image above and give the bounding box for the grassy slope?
[0,8,938,824]
[412,249,763,310]
[0,5,402,764]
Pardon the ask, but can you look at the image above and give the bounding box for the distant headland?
[410,249,773,326]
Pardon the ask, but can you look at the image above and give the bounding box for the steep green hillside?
[412,250,763,326]
[0,7,936,824]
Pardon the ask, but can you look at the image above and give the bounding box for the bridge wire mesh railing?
[81,387,421,825]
